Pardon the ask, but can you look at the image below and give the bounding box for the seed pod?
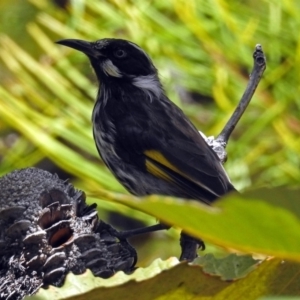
[0,168,137,300]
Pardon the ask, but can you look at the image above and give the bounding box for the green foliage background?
[1,0,300,265]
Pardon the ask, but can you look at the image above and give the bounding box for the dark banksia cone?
[0,168,137,300]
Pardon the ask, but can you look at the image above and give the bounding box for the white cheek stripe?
[101,60,122,78]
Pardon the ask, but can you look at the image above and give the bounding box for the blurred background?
[1,0,300,266]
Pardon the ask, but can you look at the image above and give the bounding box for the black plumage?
[57,38,236,260]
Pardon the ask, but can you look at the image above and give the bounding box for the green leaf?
[27,257,300,300]
[90,187,300,261]
[195,253,260,281]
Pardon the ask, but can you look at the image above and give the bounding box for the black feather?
[57,37,238,261]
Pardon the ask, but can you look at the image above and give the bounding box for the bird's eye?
[114,49,126,58]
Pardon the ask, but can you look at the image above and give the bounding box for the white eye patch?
[101,59,122,78]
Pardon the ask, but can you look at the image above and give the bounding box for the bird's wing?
[142,102,234,203]
[144,146,230,203]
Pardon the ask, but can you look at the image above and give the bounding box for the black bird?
[57,38,236,261]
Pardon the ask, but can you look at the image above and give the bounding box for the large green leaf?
[90,187,300,261]
[27,257,300,300]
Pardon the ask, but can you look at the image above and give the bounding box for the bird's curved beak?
[56,39,98,57]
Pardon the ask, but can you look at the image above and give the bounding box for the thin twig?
[216,44,266,145]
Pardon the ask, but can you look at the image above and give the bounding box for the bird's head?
[56,38,158,83]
